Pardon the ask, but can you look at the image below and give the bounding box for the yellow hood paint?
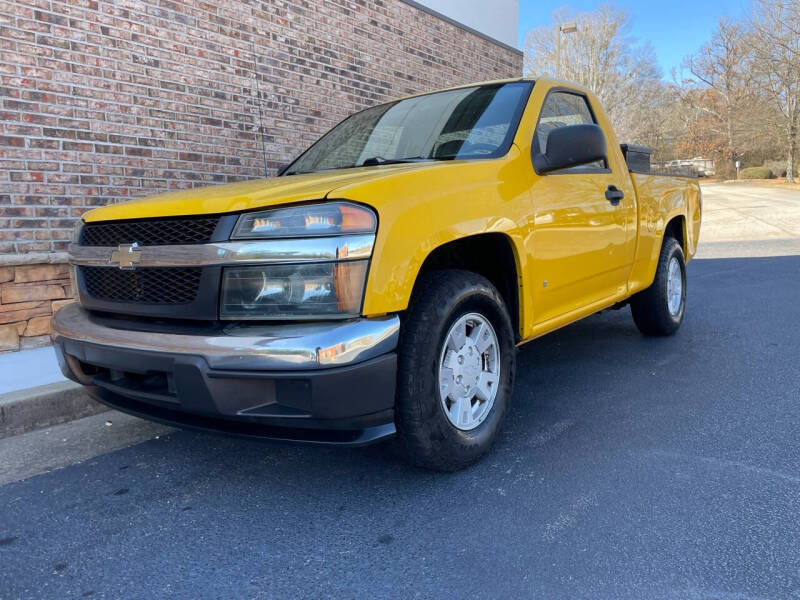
[82,165,434,222]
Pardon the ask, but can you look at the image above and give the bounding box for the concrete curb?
[0,381,109,439]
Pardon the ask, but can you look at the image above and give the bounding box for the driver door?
[529,90,636,327]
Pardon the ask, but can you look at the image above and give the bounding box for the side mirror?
[534,124,607,174]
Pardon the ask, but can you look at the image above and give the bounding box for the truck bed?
[627,172,702,293]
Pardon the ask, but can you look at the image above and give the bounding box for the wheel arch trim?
[407,232,525,340]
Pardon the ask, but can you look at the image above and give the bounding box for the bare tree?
[684,19,755,177]
[523,5,665,143]
[751,0,800,59]
[523,3,799,178]
[749,0,800,181]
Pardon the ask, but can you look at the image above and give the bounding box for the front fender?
[327,150,534,316]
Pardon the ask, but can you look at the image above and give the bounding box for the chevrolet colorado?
[53,77,701,470]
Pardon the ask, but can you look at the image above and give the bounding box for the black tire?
[630,236,686,336]
[394,270,516,471]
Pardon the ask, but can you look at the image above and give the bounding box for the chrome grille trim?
[68,234,375,268]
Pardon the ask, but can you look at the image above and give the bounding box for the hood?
[82,164,435,222]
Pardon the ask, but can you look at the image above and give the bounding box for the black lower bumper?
[55,339,398,446]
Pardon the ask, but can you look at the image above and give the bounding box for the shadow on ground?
[2,255,799,599]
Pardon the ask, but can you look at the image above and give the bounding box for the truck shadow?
[145,254,799,482]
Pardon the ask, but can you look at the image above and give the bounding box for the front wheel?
[630,236,686,336]
[394,270,516,471]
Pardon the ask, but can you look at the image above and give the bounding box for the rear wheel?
[394,270,516,471]
[630,236,686,336]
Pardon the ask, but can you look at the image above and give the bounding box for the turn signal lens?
[232,202,376,239]
[340,204,376,231]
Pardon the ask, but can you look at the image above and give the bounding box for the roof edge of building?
[399,0,522,56]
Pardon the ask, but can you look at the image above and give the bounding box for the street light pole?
[555,21,578,78]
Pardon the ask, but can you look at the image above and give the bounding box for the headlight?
[232,202,376,239]
[220,261,368,320]
[226,202,376,319]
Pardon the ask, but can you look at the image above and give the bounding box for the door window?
[534,92,607,171]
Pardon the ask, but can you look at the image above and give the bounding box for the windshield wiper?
[360,156,433,167]
[281,156,441,176]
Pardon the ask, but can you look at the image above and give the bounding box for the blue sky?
[518,0,750,78]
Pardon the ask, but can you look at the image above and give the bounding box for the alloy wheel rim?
[667,256,683,316]
[438,313,500,431]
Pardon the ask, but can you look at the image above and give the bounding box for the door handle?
[606,185,624,206]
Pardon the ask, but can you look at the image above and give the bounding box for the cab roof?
[393,75,590,103]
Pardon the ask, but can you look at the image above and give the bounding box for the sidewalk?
[0,345,108,438]
[0,346,66,394]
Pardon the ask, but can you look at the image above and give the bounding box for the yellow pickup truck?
[54,77,701,470]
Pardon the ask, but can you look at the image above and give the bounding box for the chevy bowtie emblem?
[110,243,142,270]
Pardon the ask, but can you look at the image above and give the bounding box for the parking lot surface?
[1,184,799,599]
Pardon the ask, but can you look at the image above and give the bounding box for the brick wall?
[0,0,523,255]
[0,0,521,352]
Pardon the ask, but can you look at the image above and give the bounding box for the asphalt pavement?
[1,183,799,599]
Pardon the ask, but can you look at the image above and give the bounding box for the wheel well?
[414,234,520,340]
[664,216,686,253]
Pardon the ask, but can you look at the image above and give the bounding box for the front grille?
[80,266,202,305]
[80,217,220,247]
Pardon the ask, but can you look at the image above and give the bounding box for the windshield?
[282,81,533,176]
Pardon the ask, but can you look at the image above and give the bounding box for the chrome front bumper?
[52,303,400,444]
[52,302,400,371]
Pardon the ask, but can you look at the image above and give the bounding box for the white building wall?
[410,0,519,49]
